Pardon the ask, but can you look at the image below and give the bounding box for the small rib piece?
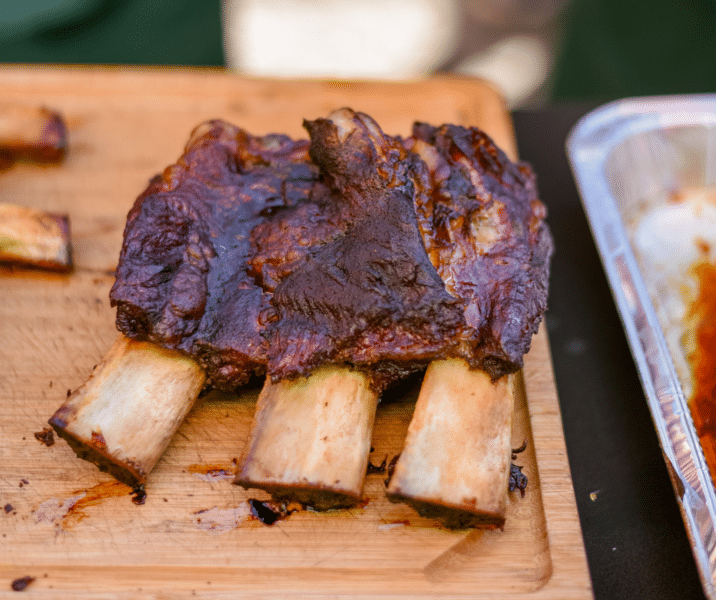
[0,203,72,271]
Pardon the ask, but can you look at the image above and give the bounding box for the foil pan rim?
[567,94,716,600]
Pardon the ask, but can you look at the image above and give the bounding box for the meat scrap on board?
[49,108,553,527]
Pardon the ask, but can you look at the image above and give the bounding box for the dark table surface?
[512,105,708,600]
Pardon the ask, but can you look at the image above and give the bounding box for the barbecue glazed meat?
[110,110,552,391]
[251,110,466,389]
[408,122,552,378]
[110,120,323,390]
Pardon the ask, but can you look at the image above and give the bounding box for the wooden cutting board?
[0,66,592,599]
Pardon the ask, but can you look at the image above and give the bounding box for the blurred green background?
[1,0,715,106]
[551,0,716,102]
[0,0,224,67]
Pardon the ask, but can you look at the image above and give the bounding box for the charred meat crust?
[111,120,319,390]
[260,112,466,384]
[110,110,553,392]
[409,123,553,378]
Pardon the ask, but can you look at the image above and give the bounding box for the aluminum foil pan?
[567,95,716,600]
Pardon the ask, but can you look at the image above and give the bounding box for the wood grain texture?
[0,66,592,599]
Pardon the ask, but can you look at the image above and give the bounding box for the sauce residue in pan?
[632,189,716,482]
[687,261,716,479]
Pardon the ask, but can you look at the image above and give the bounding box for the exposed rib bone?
[387,359,514,528]
[0,203,72,271]
[235,366,379,509]
[49,336,206,487]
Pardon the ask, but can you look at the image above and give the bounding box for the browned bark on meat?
[408,120,552,378]
[253,109,467,387]
[110,110,550,388]
[110,120,321,390]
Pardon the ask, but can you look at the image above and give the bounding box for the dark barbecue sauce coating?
[254,111,466,388]
[111,120,321,390]
[408,123,552,376]
[111,109,553,392]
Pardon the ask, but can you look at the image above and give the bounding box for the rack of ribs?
[49,108,552,526]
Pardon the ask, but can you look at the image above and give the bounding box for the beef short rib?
[110,110,552,391]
